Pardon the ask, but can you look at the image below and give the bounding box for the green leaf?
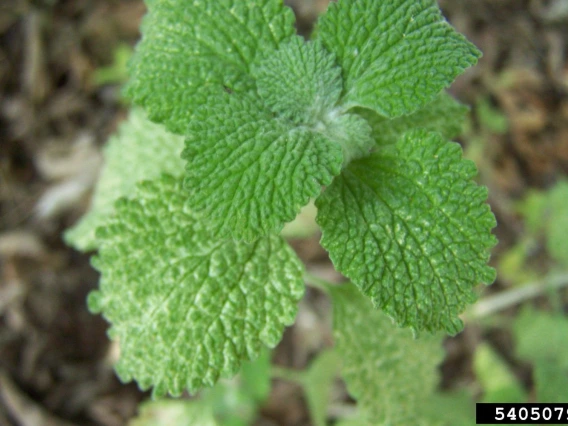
[240,349,271,404]
[476,97,509,134]
[330,283,444,425]
[532,362,568,404]
[515,189,548,236]
[546,180,568,267]
[304,350,341,426]
[205,350,271,426]
[125,0,295,134]
[318,112,374,164]
[182,92,343,241]
[90,175,304,396]
[317,0,481,117]
[421,392,476,426]
[316,130,496,333]
[65,109,184,251]
[513,307,568,402]
[473,344,526,403]
[358,93,469,147]
[253,36,342,124]
[93,43,132,87]
[129,399,218,426]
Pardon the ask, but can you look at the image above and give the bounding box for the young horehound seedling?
[66,0,496,418]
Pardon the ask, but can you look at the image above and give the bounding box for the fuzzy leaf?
[317,0,481,117]
[253,36,342,124]
[358,93,469,147]
[125,0,295,134]
[316,130,496,333]
[182,92,343,241]
[330,284,444,425]
[65,109,184,251]
[90,176,304,396]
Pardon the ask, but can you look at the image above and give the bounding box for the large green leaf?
[317,0,480,117]
[125,0,295,134]
[317,130,496,333]
[90,175,304,396]
[330,284,444,425]
[182,92,343,241]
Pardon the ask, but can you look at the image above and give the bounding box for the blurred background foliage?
[1,0,568,425]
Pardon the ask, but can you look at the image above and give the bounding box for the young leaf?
[316,130,496,334]
[182,92,343,241]
[65,109,184,251]
[318,113,374,164]
[125,0,295,134]
[330,283,444,425]
[316,0,481,117]
[358,92,469,147]
[90,175,304,396]
[253,36,342,124]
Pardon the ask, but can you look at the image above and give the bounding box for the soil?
[1,0,567,425]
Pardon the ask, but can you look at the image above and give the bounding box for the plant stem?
[467,272,568,319]
[303,271,333,293]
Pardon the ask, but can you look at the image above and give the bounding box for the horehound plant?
[67,0,496,423]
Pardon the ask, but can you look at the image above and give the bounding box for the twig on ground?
[467,272,568,319]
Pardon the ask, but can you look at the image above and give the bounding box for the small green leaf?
[93,43,132,87]
[240,349,271,404]
[129,399,218,426]
[330,283,444,425]
[513,307,568,403]
[476,97,509,134]
[204,350,271,426]
[318,112,374,164]
[317,0,481,117]
[316,130,496,333]
[182,92,343,241]
[358,93,469,147]
[514,308,568,370]
[91,176,304,396]
[473,344,526,403]
[253,36,342,124]
[304,350,341,426]
[125,0,295,134]
[515,189,548,236]
[65,109,184,251]
[546,181,568,267]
